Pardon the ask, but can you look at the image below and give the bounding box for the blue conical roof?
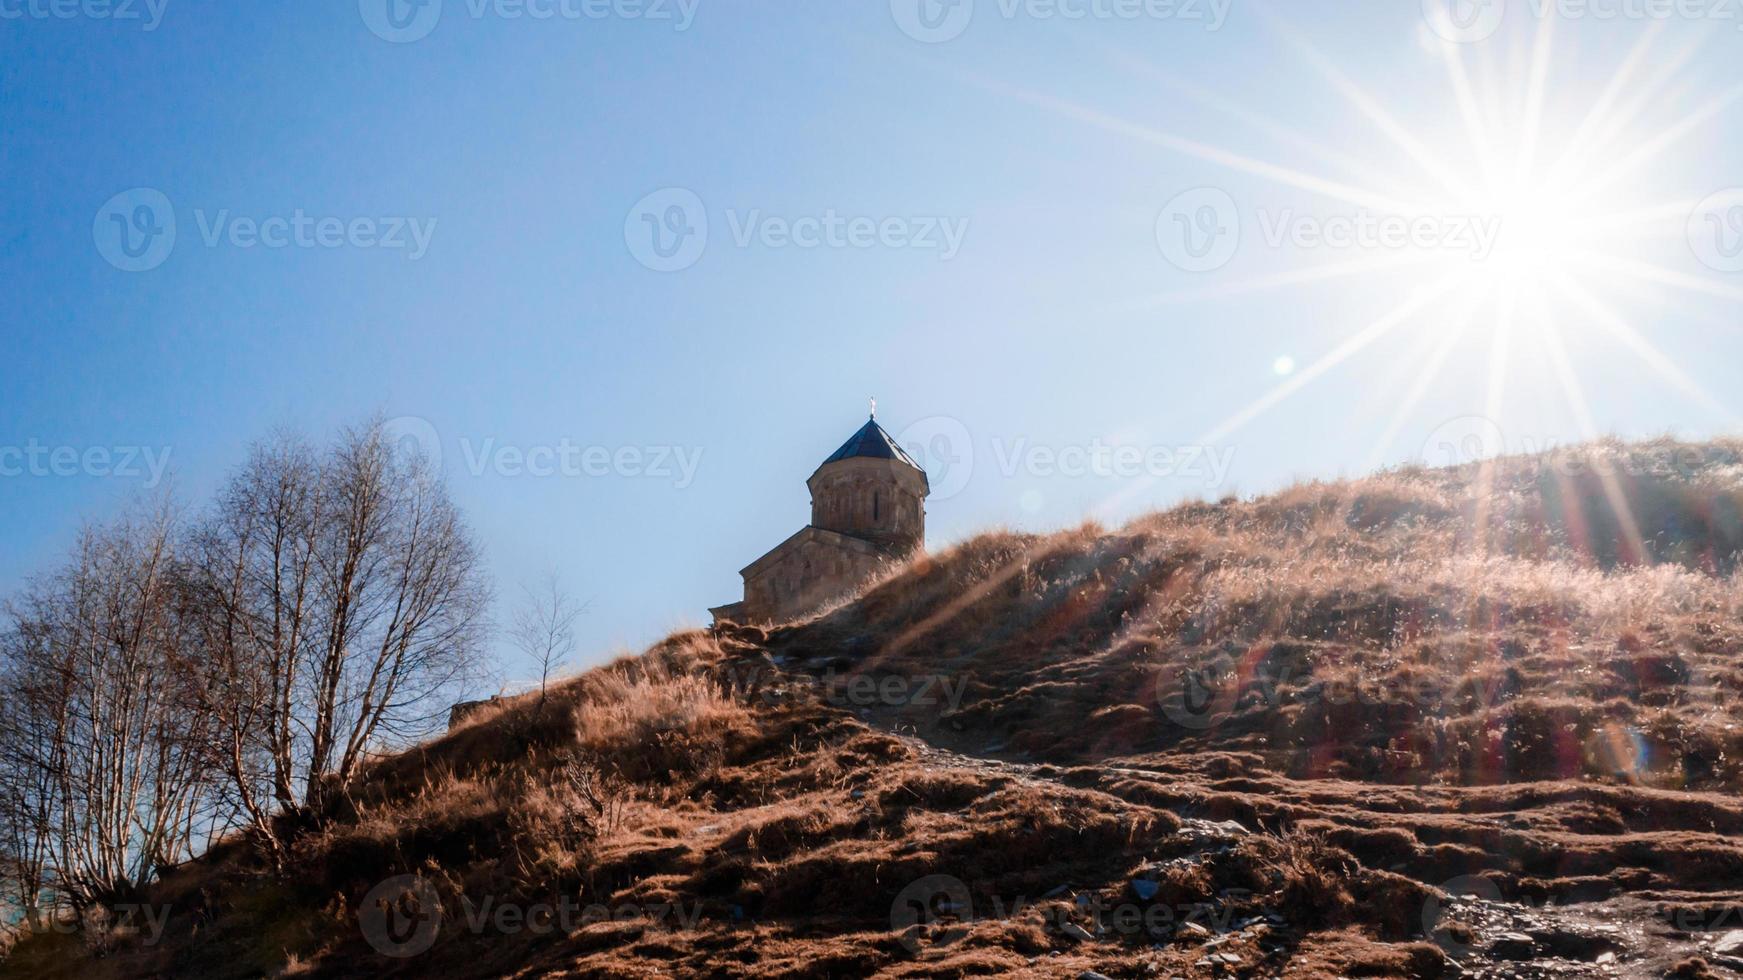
[819,417,923,471]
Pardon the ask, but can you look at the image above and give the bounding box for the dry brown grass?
[11,438,1743,978]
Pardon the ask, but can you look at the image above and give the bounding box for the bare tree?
[0,505,221,915]
[0,416,492,911]
[181,418,491,840]
[178,433,322,853]
[509,571,586,710]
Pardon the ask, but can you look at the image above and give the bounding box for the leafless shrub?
[0,504,225,919]
[508,571,586,712]
[179,418,492,855]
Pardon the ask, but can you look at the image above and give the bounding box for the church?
[710,411,930,625]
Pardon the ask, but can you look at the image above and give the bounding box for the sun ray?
[1435,34,1500,188]
[1482,287,1516,425]
[1538,302,1649,564]
[971,12,1730,505]
[1195,273,1465,446]
[1512,9,1558,185]
[1544,23,1665,182]
[958,72,1431,214]
[1575,254,1743,304]
[1566,201,1707,233]
[1577,31,1710,164]
[1086,275,1466,522]
[1259,12,1479,205]
[1574,82,1743,200]
[1361,286,1488,473]
[874,538,1054,662]
[1554,276,1738,425]
[1107,252,1443,311]
[1094,45,1419,201]
[1468,285,1520,560]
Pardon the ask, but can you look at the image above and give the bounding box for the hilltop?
[8,438,1743,979]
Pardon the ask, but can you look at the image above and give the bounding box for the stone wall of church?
[808,458,926,551]
[742,531,891,623]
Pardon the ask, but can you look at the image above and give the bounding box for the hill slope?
[10,439,1743,978]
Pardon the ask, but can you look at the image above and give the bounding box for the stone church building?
[710,414,929,625]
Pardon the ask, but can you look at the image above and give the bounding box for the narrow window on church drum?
[873,491,880,521]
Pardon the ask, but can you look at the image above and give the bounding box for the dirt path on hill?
[894,732,1743,978]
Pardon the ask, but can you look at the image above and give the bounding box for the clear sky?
[4,1,1740,679]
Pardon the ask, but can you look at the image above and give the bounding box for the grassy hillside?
[9,439,1743,978]
[790,437,1743,788]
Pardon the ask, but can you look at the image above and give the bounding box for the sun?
[950,12,1741,521]
[1468,176,1586,285]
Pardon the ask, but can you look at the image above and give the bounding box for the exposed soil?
[9,439,1743,978]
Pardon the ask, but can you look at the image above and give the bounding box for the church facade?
[710,414,930,625]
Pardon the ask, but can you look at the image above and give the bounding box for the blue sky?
[3,1,1741,679]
